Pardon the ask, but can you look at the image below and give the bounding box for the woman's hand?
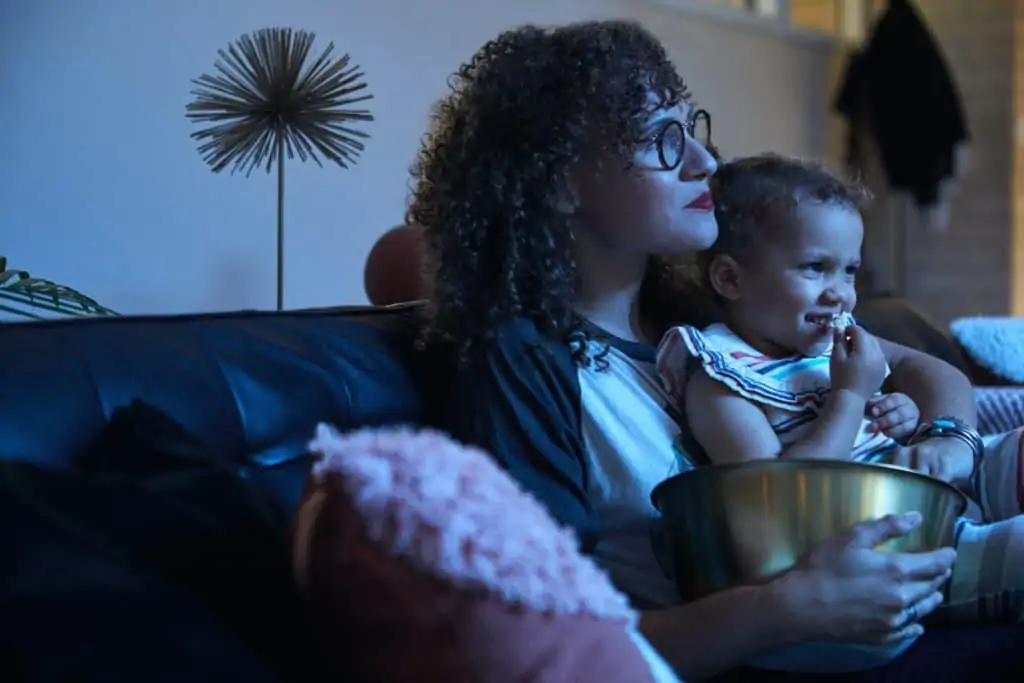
[867,392,920,440]
[886,438,975,484]
[775,512,956,644]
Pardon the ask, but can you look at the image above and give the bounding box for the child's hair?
[407,20,701,364]
[698,154,872,297]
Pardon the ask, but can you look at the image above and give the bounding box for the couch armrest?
[975,387,1024,436]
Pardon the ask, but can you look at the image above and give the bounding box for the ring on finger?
[903,602,919,626]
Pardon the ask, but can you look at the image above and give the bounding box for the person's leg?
[938,516,1024,622]
[973,428,1024,522]
[936,428,1024,622]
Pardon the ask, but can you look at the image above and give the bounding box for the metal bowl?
[651,459,967,602]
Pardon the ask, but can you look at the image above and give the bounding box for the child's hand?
[866,393,920,440]
[830,326,887,401]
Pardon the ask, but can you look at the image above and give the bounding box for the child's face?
[729,201,863,357]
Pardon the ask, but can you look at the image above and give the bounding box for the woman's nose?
[679,137,718,181]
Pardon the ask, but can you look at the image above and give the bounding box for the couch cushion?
[0,305,425,515]
[950,317,1024,386]
[0,401,319,682]
[294,425,679,683]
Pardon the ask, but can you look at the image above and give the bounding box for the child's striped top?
[657,322,896,463]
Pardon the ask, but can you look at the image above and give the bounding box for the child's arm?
[877,337,976,426]
[685,369,868,464]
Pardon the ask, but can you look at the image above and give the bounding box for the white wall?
[0,0,832,314]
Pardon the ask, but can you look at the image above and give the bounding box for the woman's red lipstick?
[684,191,715,211]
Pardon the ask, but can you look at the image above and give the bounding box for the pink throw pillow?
[291,425,679,683]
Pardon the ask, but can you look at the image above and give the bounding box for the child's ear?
[707,255,742,302]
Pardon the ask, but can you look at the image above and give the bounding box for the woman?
[407,20,976,680]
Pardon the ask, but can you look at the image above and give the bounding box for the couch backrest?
[0,304,427,514]
[0,295,970,516]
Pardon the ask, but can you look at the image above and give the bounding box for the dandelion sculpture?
[186,28,373,310]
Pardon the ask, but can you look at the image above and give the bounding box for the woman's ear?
[707,254,742,302]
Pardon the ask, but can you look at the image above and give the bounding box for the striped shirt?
[657,322,896,463]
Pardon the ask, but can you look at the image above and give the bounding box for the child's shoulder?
[658,322,763,361]
[660,322,830,413]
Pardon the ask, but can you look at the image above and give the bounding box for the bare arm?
[639,581,805,679]
[878,337,976,425]
[686,369,866,463]
[878,337,978,484]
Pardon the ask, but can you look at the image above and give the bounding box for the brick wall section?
[855,0,1017,325]
[905,0,1016,324]
[1013,0,1024,314]
[714,0,1017,324]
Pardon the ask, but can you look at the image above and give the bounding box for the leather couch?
[1,298,1020,682]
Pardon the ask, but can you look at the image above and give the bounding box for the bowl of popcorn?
[651,459,966,602]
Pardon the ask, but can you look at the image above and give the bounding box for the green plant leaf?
[0,258,118,320]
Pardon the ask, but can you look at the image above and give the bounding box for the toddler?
[654,154,937,672]
[656,152,1024,673]
[657,154,918,467]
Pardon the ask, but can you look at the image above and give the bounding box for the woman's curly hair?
[407,19,704,364]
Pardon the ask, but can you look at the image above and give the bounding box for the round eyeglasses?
[646,109,712,171]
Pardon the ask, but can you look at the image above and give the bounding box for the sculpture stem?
[276,132,285,311]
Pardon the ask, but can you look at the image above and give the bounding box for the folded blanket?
[950,317,1024,385]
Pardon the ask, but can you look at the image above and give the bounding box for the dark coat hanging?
[834,0,969,209]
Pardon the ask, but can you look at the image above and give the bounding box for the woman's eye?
[800,262,825,272]
[663,126,684,149]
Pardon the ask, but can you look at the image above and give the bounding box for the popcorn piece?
[830,312,855,332]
